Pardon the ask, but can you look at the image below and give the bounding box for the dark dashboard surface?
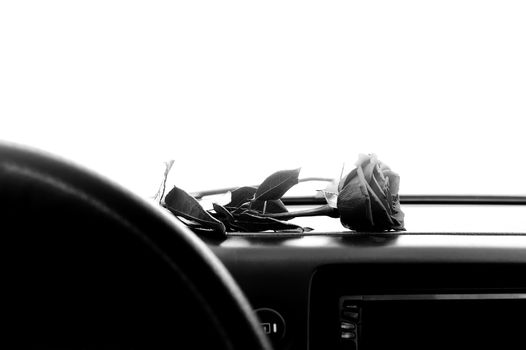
[206,229,526,350]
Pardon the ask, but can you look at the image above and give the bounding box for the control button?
[342,310,360,320]
[341,331,356,339]
[255,308,286,342]
[341,322,356,330]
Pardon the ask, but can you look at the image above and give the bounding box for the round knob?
[254,308,286,342]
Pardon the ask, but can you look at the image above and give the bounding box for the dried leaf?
[254,168,301,201]
[164,186,226,235]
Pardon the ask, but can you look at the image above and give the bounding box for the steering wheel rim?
[0,142,272,350]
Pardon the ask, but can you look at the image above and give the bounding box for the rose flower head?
[336,154,405,232]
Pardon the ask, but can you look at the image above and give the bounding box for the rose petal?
[337,166,374,230]
[369,167,393,216]
[364,180,395,230]
[358,160,395,230]
[379,161,391,172]
[355,153,372,167]
[390,195,405,229]
[358,155,377,184]
[338,168,357,192]
[355,164,393,231]
[362,163,376,183]
[355,165,374,224]
[382,169,400,195]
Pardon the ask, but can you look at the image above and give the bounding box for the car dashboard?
[205,204,526,350]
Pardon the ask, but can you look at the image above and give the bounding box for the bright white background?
[1,1,525,197]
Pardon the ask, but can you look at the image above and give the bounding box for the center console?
[309,264,526,350]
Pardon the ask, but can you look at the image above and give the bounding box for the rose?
[162,153,405,234]
[337,154,405,231]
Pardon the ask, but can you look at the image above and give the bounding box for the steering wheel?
[0,143,272,350]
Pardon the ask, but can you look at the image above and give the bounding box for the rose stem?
[260,204,339,220]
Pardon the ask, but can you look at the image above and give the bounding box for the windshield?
[1,1,525,197]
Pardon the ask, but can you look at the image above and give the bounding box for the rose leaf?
[232,212,309,232]
[225,186,257,207]
[164,186,226,235]
[212,203,235,221]
[254,168,301,201]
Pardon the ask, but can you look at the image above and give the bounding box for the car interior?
[2,1,526,349]
[3,143,526,350]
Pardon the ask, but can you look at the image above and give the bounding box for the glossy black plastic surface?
[207,233,526,350]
